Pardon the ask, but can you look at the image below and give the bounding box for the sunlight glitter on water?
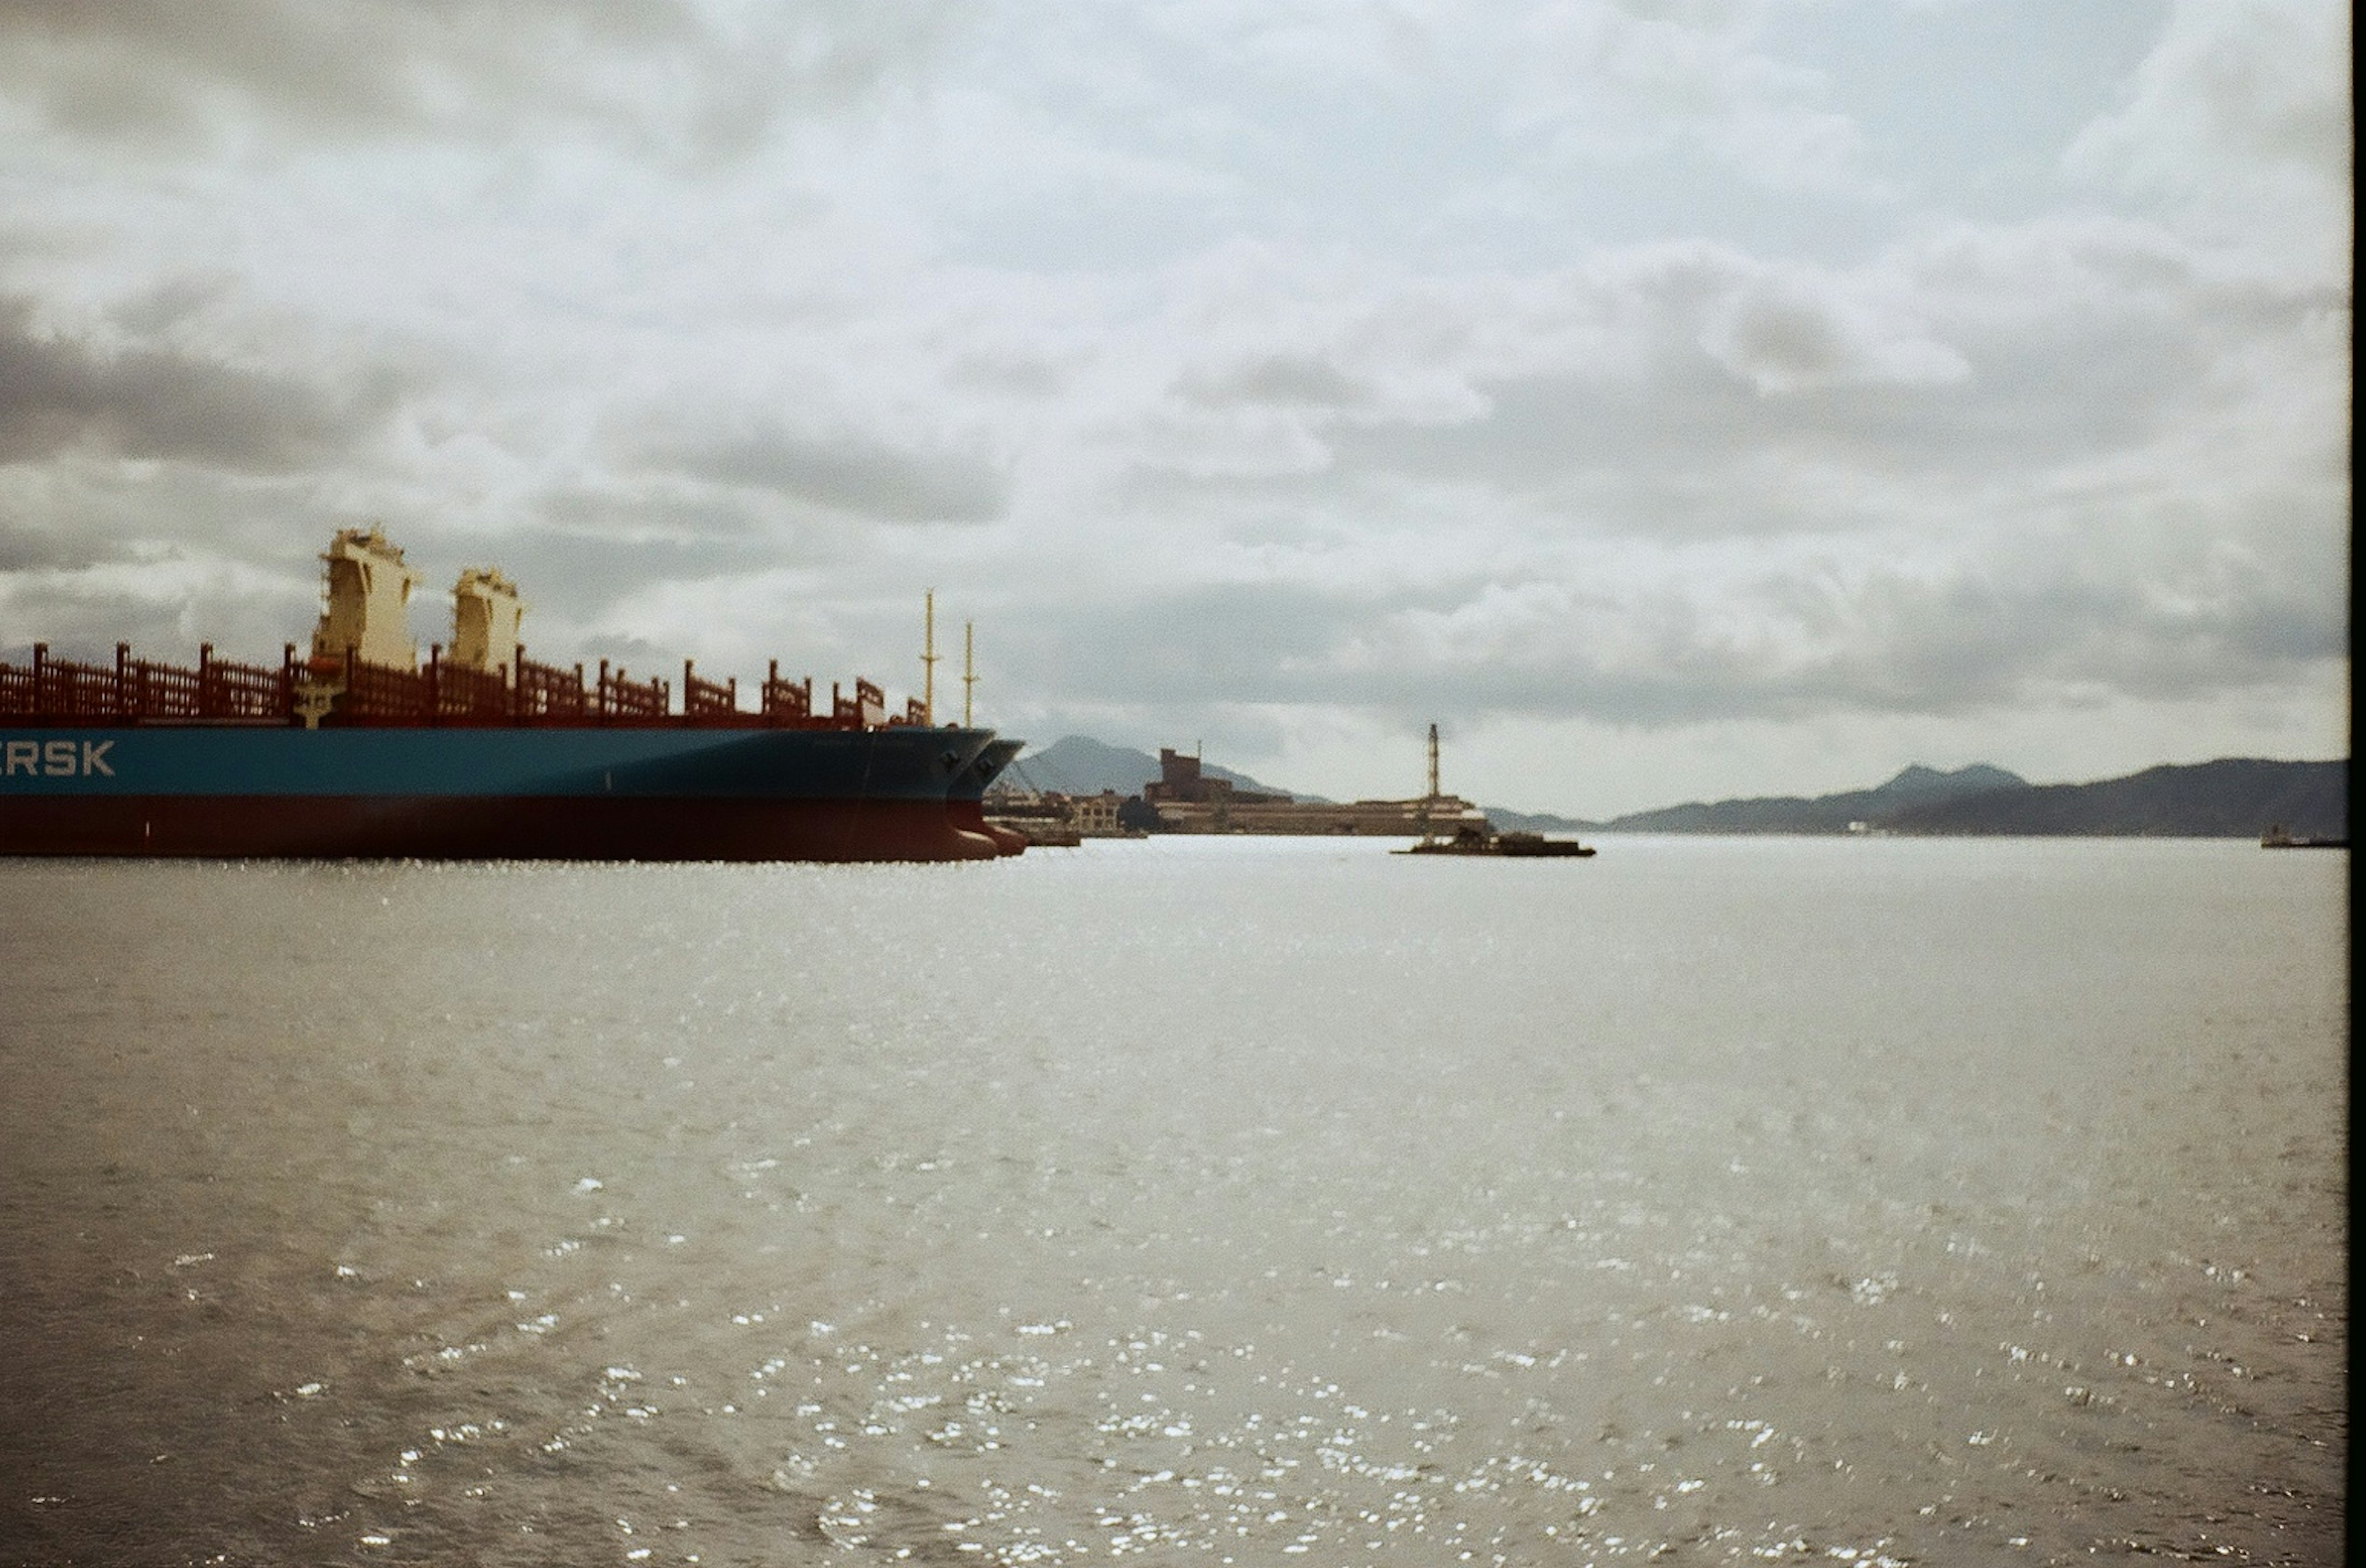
[0,839,2346,1565]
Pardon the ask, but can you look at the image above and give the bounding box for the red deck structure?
[0,641,899,731]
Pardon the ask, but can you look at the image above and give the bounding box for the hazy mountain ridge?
[1580,758,2344,838]
[1012,738,2346,840]
[1596,763,2029,834]
[1009,736,1322,802]
[1481,806,1595,834]
[1882,758,2347,839]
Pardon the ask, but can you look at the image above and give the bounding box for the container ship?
[0,528,1022,862]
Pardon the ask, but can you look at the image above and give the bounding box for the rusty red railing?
[0,643,297,723]
[428,649,511,724]
[1,640,921,731]
[513,654,588,722]
[595,660,669,722]
[762,662,814,726]
[683,660,739,721]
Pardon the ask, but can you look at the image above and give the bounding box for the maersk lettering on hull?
[2,738,117,778]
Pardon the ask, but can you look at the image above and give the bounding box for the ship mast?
[962,620,977,727]
[922,589,939,724]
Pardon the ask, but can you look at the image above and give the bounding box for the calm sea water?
[0,837,2346,1567]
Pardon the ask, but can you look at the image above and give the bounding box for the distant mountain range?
[1010,735,1325,801]
[1585,758,2347,839]
[1007,737,1325,804]
[1583,762,2031,834]
[1010,736,2348,840]
[1879,758,2348,839]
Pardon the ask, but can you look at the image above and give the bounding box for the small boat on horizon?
[1398,824,1595,858]
[2260,824,2347,850]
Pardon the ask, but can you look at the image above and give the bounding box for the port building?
[1139,747,1489,837]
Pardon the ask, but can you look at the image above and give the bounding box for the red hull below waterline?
[947,798,1030,856]
[0,795,1002,863]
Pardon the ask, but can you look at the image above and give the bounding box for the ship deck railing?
[0,643,298,726]
[1,643,946,731]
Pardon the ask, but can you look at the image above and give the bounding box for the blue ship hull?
[0,725,1014,861]
[946,736,1029,853]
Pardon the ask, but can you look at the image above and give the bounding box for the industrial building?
[1139,746,1490,838]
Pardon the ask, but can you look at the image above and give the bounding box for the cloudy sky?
[0,0,2349,814]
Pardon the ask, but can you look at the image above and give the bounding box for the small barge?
[1399,824,1595,858]
[2261,825,2347,850]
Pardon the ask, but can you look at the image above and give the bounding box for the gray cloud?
[1089,230,2308,541]
[0,2,2344,804]
[633,422,1010,526]
[572,630,675,673]
[0,1,955,158]
[0,584,204,662]
[996,557,2343,733]
[1177,353,1372,408]
[1314,331,2217,540]
[439,523,778,627]
[0,297,395,471]
[0,523,100,573]
[106,272,242,337]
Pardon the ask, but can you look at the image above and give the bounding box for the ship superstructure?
[0,529,1020,861]
[314,526,423,670]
